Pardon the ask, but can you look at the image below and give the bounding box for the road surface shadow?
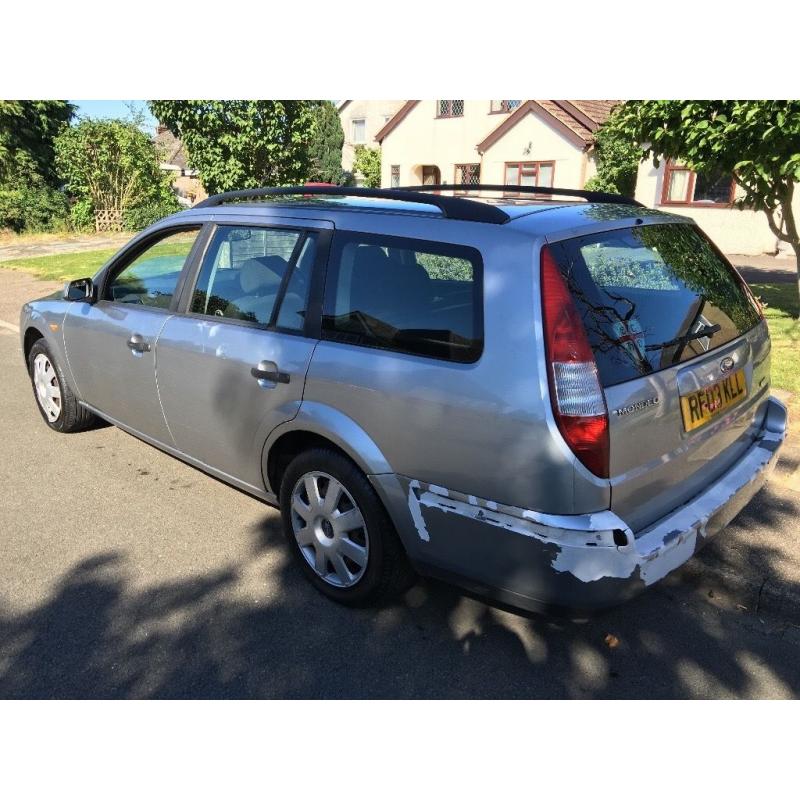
[0,495,798,699]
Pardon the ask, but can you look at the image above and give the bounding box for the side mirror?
[63,277,94,303]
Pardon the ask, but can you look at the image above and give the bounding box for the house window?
[437,100,464,118]
[504,161,555,193]
[351,118,366,144]
[490,100,521,113]
[390,165,400,188]
[454,163,480,192]
[661,162,734,206]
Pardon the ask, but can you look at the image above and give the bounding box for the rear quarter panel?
[302,212,607,515]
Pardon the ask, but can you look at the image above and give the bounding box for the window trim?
[100,223,206,313]
[351,118,366,144]
[179,222,332,340]
[321,230,485,365]
[436,100,464,119]
[660,161,736,208]
[503,161,556,196]
[453,163,481,194]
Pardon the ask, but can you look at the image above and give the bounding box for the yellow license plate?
[680,369,747,432]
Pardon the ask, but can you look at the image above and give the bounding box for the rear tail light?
[541,245,610,478]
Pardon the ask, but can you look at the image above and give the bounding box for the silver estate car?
[20,185,787,612]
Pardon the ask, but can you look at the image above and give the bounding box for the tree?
[608,101,800,313]
[308,101,345,184]
[148,100,321,194]
[584,110,641,197]
[54,118,175,215]
[0,100,74,187]
[353,145,381,188]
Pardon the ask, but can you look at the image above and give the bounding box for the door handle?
[251,360,290,384]
[126,333,151,353]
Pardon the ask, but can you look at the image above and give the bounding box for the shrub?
[352,145,381,188]
[69,198,94,232]
[123,197,182,231]
[0,184,69,233]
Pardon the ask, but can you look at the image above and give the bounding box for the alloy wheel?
[290,471,369,587]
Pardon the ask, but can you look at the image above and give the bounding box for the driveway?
[1,272,799,698]
[728,253,797,284]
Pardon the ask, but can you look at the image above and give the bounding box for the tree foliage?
[308,101,345,184]
[353,145,381,188]
[148,100,322,194]
[0,100,74,187]
[54,118,175,215]
[584,110,641,197]
[607,100,800,312]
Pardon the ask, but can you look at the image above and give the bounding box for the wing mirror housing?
[63,277,95,303]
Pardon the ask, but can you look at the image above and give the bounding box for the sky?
[70,100,157,132]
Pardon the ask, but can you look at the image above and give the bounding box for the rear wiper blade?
[644,324,721,352]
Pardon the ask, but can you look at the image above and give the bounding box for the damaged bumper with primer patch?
[389,397,787,612]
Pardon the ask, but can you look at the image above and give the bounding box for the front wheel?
[27,339,97,433]
[280,448,415,606]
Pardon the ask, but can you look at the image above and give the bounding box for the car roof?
[166,196,688,239]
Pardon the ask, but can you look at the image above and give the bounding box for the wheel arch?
[262,402,393,496]
[23,324,46,362]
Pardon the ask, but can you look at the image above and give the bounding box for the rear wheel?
[27,339,97,433]
[280,447,415,606]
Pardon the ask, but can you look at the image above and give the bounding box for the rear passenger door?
[304,230,487,490]
[155,220,331,491]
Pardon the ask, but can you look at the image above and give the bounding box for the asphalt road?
[2,326,800,698]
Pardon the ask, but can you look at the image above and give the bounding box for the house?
[337,100,405,183]
[375,100,797,256]
[375,100,616,192]
[634,159,799,256]
[154,124,206,206]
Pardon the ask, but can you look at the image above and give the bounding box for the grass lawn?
[0,248,121,281]
[0,237,194,283]
[749,283,799,407]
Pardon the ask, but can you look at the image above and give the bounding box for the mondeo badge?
[613,396,660,417]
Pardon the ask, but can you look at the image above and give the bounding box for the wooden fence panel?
[95,209,123,232]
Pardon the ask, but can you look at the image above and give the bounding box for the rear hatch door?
[548,221,769,533]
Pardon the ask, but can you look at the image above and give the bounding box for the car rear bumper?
[375,396,787,613]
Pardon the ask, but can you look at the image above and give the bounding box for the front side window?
[351,118,366,143]
[322,232,483,363]
[437,100,464,117]
[662,162,734,205]
[190,225,311,328]
[107,228,200,307]
[504,161,554,193]
[548,224,762,387]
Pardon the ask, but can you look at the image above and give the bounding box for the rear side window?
[549,224,761,387]
[322,231,483,363]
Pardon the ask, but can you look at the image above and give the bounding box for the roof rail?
[194,185,511,224]
[400,184,644,207]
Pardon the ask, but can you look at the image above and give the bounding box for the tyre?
[27,338,97,433]
[280,447,415,606]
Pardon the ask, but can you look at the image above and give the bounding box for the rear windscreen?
[549,224,761,387]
